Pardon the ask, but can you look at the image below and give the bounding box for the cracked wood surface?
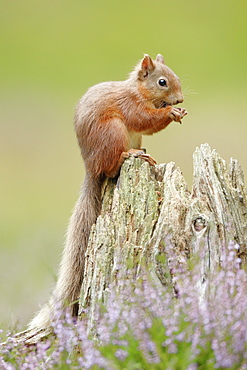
[79,143,247,326]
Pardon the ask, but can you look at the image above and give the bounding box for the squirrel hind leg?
[87,117,130,178]
[105,151,130,178]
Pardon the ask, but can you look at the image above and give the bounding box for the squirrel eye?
[158,79,167,87]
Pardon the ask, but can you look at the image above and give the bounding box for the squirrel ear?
[156,54,165,64]
[138,54,155,79]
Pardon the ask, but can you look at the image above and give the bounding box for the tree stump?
[10,143,247,346]
[79,143,247,328]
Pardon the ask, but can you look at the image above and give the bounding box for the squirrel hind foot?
[127,149,157,166]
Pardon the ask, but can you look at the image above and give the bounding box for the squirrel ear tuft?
[156,54,165,64]
[138,54,155,79]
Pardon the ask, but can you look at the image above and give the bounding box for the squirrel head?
[134,54,184,109]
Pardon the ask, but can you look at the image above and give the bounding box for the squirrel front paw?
[168,106,188,124]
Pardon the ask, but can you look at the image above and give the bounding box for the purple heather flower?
[114,348,129,361]
[1,242,247,368]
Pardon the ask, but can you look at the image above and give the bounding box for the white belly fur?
[128,131,142,150]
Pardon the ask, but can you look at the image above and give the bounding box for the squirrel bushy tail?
[28,173,104,332]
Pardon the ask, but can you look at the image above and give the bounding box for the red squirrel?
[28,54,187,333]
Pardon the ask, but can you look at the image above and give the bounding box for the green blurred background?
[1,0,247,331]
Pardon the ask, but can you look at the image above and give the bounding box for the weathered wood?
[10,143,247,345]
[79,143,247,327]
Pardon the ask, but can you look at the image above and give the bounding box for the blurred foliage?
[0,0,247,330]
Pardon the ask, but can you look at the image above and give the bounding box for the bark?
[11,143,247,345]
[79,143,247,328]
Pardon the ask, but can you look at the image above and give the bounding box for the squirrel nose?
[176,95,184,104]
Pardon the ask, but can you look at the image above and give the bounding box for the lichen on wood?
[79,143,247,326]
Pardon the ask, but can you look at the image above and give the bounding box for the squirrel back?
[27,54,187,338]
